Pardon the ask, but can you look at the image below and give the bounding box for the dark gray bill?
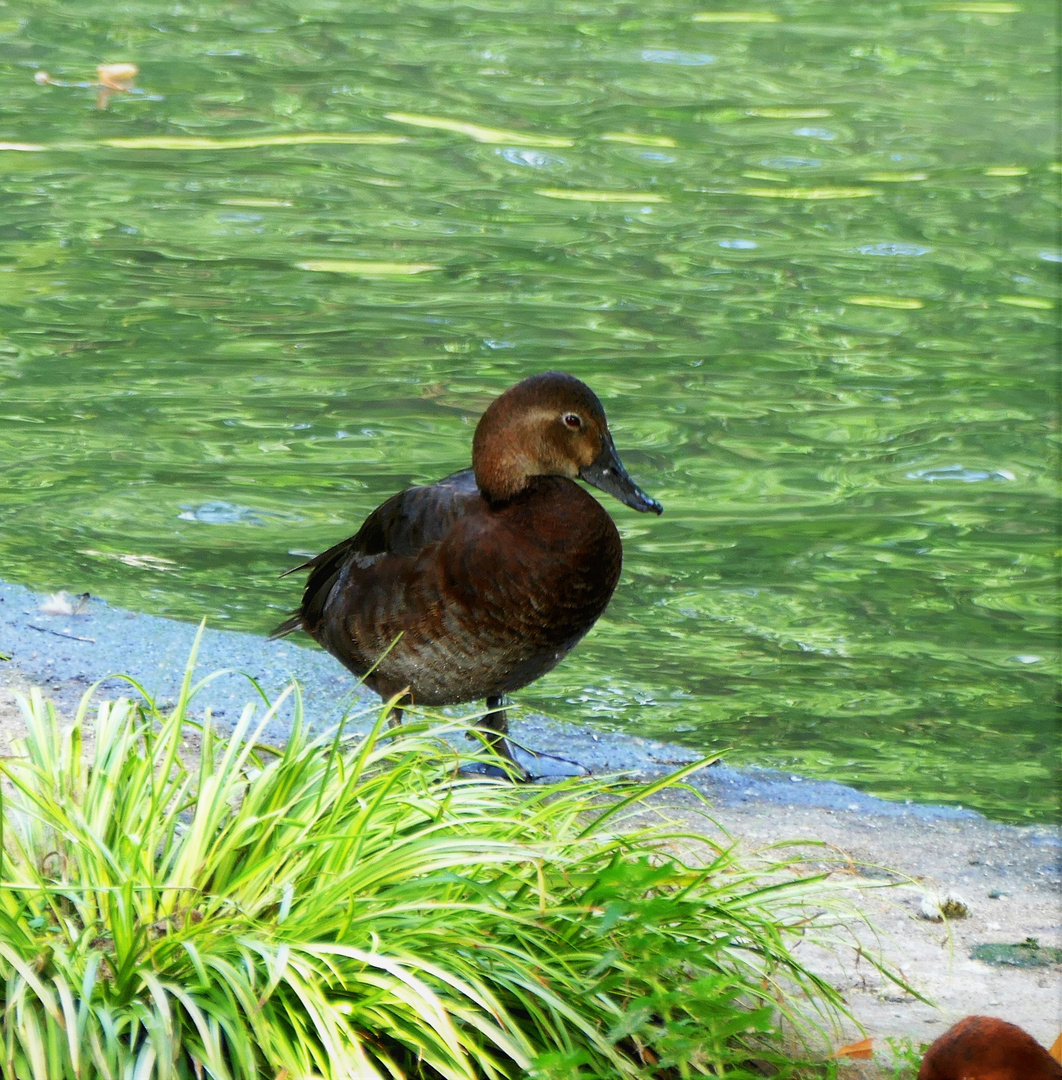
[579,434,663,515]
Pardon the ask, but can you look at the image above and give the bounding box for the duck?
[918,1016,1062,1080]
[272,371,663,772]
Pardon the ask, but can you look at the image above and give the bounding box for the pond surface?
[0,0,1057,823]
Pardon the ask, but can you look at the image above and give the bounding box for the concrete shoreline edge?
[0,577,1052,832]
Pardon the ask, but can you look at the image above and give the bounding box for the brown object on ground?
[917,1016,1062,1080]
[832,1037,875,1059]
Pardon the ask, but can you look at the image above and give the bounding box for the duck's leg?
[377,687,407,729]
[480,696,529,779]
[480,695,511,754]
[377,685,414,730]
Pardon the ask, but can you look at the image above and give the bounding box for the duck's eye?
[562,413,582,429]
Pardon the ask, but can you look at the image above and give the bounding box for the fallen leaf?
[745,107,832,118]
[386,112,572,147]
[995,295,1054,310]
[534,188,668,202]
[601,132,678,147]
[104,133,406,150]
[736,186,878,200]
[861,171,930,182]
[1049,1032,1061,1064]
[831,1038,874,1059]
[693,10,781,21]
[97,63,138,90]
[294,260,441,276]
[845,295,925,310]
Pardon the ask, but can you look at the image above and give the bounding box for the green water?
[0,1,1058,823]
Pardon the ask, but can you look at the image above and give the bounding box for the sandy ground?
[685,804,1061,1069]
[1,669,1058,1075]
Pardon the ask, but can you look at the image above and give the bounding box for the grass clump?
[0,652,862,1078]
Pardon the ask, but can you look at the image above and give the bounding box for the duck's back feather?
[271,469,480,639]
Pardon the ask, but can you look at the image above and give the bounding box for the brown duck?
[273,372,662,770]
[918,1016,1062,1080]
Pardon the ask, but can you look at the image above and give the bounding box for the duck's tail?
[269,613,303,640]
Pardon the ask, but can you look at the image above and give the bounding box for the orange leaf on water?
[831,1037,874,1059]
[97,63,138,91]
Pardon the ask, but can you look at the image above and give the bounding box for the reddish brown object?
[832,1037,874,1059]
[273,372,662,766]
[918,1016,1062,1080]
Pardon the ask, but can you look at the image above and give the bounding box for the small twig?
[25,624,96,644]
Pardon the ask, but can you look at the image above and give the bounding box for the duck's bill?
[579,436,663,515]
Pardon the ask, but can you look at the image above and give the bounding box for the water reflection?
[761,157,824,169]
[497,148,566,168]
[177,502,283,526]
[907,466,1016,483]
[639,49,715,66]
[857,243,932,256]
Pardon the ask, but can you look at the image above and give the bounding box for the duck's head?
[472,371,663,514]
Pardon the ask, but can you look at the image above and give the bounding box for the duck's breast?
[335,475,620,704]
[406,475,622,700]
[457,475,622,635]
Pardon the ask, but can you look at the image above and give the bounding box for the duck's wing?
[270,469,481,639]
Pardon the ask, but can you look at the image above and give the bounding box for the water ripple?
[906,465,1016,483]
[178,501,278,525]
[858,242,932,257]
[639,48,715,65]
[497,148,565,167]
